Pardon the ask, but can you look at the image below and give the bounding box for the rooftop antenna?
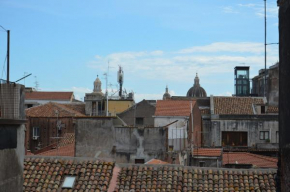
[117,66,124,97]
[34,76,39,91]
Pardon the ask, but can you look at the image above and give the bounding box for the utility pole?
[7,30,10,83]
[264,0,267,98]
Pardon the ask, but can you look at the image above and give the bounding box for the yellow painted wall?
[107,100,134,116]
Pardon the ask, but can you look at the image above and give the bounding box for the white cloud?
[222,6,239,14]
[87,42,278,100]
[238,4,256,8]
[178,42,265,54]
[217,91,232,96]
[71,86,92,101]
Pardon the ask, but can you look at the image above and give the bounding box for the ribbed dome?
[186,73,207,98]
[163,86,171,100]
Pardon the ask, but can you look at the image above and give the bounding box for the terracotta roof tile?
[25,91,74,100]
[25,102,85,117]
[267,106,279,113]
[222,152,278,168]
[115,165,277,191]
[214,97,264,115]
[193,148,222,157]
[155,100,196,117]
[23,157,115,192]
[145,159,169,165]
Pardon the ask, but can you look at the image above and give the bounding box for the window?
[33,127,40,138]
[260,131,269,140]
[135,159,145,164]
[199,161,205,167]
[135,117,144,125]
[276,131,279,143]
[62,176,76,188]
[261,106,265,114]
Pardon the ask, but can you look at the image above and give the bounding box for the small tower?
[234,66,250,96]
[163,85,171,100]
[93,75,102,93]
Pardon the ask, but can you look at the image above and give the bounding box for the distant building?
[234,66,250,97]
[117,99,156,127]
[84,76,106,116]
[186,73,207,97]
[25,90,76,109]
[252,62,279,106]
[25,102,85,153]
[154,100,201,151]
[202,96,278,148]
[84,75,134,116]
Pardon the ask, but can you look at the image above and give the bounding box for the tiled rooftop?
[23,157,115,192]
[155,100,196,117]
[214,97,264,115]
[145,159,170,165]
[26,102,85,117]
[25,91,74,100]
[223,152,278,168]
[193,148,222,157]
[267,106,279,114]
[115,165,277,192]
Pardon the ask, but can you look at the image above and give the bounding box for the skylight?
[62,176,76,188]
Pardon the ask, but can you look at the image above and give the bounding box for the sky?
[0,0,279,102]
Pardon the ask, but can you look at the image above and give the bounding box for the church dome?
[186,73,207,97]
[163,86,171,100]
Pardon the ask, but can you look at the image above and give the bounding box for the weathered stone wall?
[205,118,278,147]
[0,84,25,192]
[75,118,167,163]
[278,1,290,191]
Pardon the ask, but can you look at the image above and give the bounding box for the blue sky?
[0,0,279,102]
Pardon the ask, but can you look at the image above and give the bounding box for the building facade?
[117,99,156,127]
[0,83,26,192]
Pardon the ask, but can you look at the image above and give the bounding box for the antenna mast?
[117,66,124,98]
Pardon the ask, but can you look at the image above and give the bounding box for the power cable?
[1,55,7,79]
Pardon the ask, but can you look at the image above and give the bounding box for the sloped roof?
[214,97,264,115]
[25,91,73,101]
[267,106,279,113]
[62,103,86,115]
[25,102,85,117]
[193,148,222,157]
[23,157,115,192]
[155,100,196,117]
[117,99,155,116]
[115,165,277,191]
[145,159,169,165]
[222,152,278,168]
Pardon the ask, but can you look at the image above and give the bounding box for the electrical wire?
[0,25,7,32]
[1,55,7,79]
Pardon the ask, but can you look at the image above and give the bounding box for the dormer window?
[62,176,76,188]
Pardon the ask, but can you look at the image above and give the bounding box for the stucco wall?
[117,100,155,127]
[75,118,167,163]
